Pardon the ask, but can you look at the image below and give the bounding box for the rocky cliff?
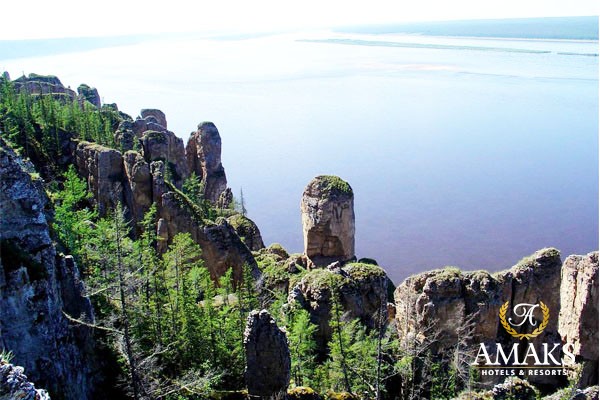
[73,119,259,281]
[288,262,389,356]
[0,139,95,400]
[394,248,598,392]
[559,252,599,386]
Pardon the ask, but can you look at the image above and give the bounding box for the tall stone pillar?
[300,175,355,266]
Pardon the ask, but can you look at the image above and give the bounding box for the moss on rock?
[314,175,353,196]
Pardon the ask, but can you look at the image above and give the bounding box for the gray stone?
[244,310,291,397]
[0,362,51,400]
[0,139,95,399]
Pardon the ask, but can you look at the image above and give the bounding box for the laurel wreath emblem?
[499,301,549,340]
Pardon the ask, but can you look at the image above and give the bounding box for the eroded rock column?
[243,310,290,397]
[559,251,599,386]
[186,122,227,204]
[300,175,355,266]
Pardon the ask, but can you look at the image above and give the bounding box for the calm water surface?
[2,31,597,283]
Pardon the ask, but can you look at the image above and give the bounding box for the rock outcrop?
[123,151,153,229]
[300,176,355,266]
[0,139,95,399]
[0,361,50,400]
[288,262,389,356]
[74,134,256,281]
[75,141,125,216]
[12,73,76,101]
[140,129,187,188]
[244,309,291,397]
[559,252,599,386]
[227,213,265,251]
[140,109,167,129]
[394,248,564,389]
[77,84,101,108]
[159,191,259,281]
[542,386,599,400]
[186,122,228,203]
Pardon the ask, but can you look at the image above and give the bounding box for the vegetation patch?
[301,268,346,291]
[315,175,353,196]
[343,262,386,281]
[288,386,322,400]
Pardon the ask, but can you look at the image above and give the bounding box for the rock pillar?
[300,175,355,266]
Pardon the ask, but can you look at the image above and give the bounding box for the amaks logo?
[499,302,549,340]
[472,301,575,376]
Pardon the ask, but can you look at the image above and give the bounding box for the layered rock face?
[75,141,125,216]
[288,262,389,356]
[0,140,95,400]
[12,74,76,100]
[244,310,291,397]
[559,252,599,386]
[140,130,187,188]
[123,151,153,229]
[160,191,260,281]
[394,248,564,388]
[301,176,355,266]
[186,122,228,203]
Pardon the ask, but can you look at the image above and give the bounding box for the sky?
[1,0,598,40]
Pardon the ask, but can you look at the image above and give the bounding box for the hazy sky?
[1,0,598,40]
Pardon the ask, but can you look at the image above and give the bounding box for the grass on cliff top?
[301,268,346,290]
[343,262,386,280]
[315,175,353,195]
[492,247,561,278]
[227,214,255,232]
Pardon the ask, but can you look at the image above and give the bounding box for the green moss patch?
[315,175,353,196]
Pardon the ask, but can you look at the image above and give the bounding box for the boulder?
[186,122,228,203]
[244,310,291,397]
[300,176,355,266]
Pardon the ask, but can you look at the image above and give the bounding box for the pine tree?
[287,307,318,387]
[52,165,97,263]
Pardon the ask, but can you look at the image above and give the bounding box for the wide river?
[2,31,598,283]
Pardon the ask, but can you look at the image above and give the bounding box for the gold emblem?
[499,301,549,340]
